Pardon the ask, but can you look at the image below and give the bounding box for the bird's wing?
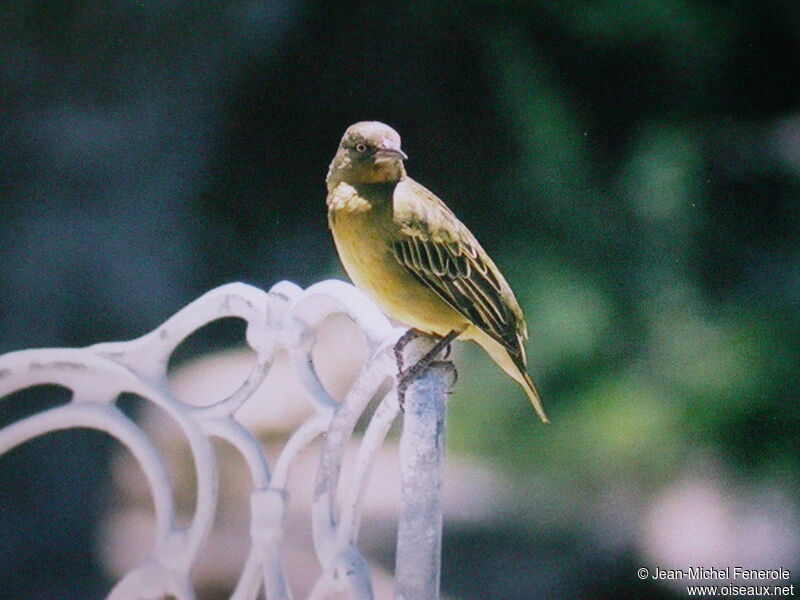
[391,177,529,365]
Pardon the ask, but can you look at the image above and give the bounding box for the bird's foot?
[395,329,461,412]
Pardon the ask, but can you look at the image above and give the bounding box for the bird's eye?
[355,143,368,153]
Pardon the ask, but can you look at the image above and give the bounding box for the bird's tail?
[515,364,549,424]
[475,331,549,423]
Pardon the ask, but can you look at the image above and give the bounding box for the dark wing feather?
[391,177,529,366]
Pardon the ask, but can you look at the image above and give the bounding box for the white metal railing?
[0,280,450,600]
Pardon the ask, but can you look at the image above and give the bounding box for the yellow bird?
[326,121,548,423]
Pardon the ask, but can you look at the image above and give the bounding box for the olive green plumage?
[326,121,547,423]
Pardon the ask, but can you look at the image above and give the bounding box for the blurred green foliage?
[428,1,800,496]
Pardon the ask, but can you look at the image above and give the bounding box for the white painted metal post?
[395,338,450,600]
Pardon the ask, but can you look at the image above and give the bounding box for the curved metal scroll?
[0,280,449,600]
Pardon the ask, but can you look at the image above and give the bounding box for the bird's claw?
[430,360,458,389]
[396,360,458,412]
[394,328,421,374]
[442,343,453,360]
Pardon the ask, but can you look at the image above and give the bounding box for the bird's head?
[326,121,408,189]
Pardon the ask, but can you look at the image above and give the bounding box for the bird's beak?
[376,142,408,161]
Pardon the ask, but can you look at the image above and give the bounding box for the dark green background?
[1,2,798,598]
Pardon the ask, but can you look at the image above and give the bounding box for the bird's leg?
[394,328,423,373]
[397,328,462,411]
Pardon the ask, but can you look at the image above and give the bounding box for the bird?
[325,121,548,423]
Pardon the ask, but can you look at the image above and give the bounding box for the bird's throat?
[327,181,397,215]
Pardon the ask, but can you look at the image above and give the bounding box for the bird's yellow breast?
[327,182,468,336]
